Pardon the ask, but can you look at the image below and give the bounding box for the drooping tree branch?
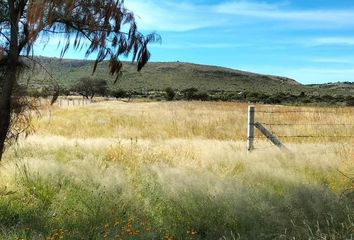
[0,0,160,160]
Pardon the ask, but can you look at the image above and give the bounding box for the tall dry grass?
[0,101,352,239]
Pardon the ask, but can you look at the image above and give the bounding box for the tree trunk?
[0,0,19,161]
[0,68,17,160]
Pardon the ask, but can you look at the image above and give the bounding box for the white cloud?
[125,0,223,32]
[151,42,251,49]
[265,37,354,48]
[311,37,354,46]
[125,0,354,32]
[215,1,280,13]
[216,1,354,27]
[311,57,354,64]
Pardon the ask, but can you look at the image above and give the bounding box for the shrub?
[346,98,354,107]
[192,92,210,101]
[164,87,176,101]
[110,89,128,99]
[71,78,108,99]
[27,88,42,98]
[264,96,281,104]
[27,87,51,98]
[182,88,199,100]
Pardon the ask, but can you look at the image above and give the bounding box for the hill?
[23,57,303,93]
[21,57,354,105]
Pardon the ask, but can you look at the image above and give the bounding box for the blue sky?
[35,0,354,84]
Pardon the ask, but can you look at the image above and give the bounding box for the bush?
[181,88,199,100]
[71,78,108,99]
[164,87,176,101]
[27,87,51,98]
[346,98,354,107]
[110,89,128,99]
[192,92,210,101]
[27,88,42,98]
[264,96,281,104]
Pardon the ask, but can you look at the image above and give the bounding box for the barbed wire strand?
[259,123,354,126]
[257,135,354,139]
[256,111,350,114]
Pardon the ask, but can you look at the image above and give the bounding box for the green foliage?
[346,97,354,106]
[182,88,199,100]
[71,77,108,99]
[110,89,128,99]
[164,87,176,101]
[18,58,353,106]
[26,88,50,98]
[180,88,210,101]
[21,58,353,97]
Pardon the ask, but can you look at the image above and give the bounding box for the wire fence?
[249,107,354,150]
[258,123,354,126]
[257,111,349,114]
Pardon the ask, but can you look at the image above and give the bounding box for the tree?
[110,89,128,99]
[182,88,198,100]
[0,0,160,160]
[164,87,175,101]
[72,77,108,99]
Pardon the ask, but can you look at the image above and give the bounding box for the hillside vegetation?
[21,57,354,105]
[24,57,299,91]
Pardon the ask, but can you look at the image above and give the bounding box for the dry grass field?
[0,100,353,239]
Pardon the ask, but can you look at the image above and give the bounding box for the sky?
[34,0,354,84]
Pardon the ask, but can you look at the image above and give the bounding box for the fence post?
[247,105,255,152]
[254,123,289,151]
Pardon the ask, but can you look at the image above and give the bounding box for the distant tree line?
[25,82,354,107]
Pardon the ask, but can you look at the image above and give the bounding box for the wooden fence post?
[247,105,255,152]
[254,123,288,151]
